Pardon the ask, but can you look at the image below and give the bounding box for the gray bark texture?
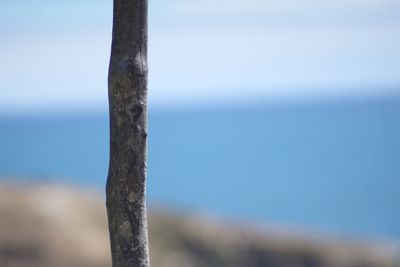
[106,0,150,267]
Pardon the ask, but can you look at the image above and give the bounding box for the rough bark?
[106,0,149,267]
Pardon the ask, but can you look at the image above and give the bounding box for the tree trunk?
[106,0,149,266]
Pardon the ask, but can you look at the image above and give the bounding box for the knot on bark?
[128,104,143,122]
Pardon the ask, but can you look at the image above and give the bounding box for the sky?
[1,0,400,113]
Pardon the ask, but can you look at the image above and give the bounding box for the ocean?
[0,97,399,239]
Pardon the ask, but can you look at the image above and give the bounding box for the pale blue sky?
[1,0,400,113]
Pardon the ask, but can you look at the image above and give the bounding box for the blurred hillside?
[0,182,398,267]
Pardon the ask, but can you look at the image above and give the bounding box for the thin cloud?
[0,0,399,111]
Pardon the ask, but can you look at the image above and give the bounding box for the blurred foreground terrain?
[0,182,399,267]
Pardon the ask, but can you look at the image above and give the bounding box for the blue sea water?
[0,97,400,239]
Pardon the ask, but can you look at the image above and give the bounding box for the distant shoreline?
[1,182,399,267]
